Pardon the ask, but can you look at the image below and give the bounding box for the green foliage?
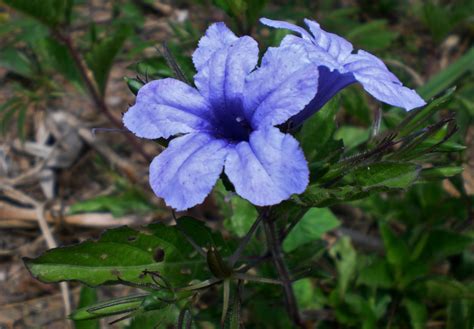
[2,0,73,27]
[69,185,156,217]
[24,222,208,286]
[85,25,132,95]
[283,208,340,252]
[74,287,99,329]
[5,1,473,328]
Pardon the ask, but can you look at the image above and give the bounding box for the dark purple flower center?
[213,113,252,142]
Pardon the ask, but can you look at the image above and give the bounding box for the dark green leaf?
[334,126,369,150]
[418,230,472,263]
[417,47,474,100]
[2,0,71,27]
[447,299,474,329]
[297,96,341,163]
[346,20,398,51]
[0,47,34,77]
[357,258,394,289]
[398,87,456,137]
[86,26,131,95]
[43,38,83,87]
[176,216,230,256]
[379,222,410,269]
[402,298,427,329]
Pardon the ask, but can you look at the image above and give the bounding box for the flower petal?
[280,35,342,71]
[194,35,259,125]
[289,66,355,126]
[303,18,353,63]
[225,127,309,206]
[345,50,426,110]
[149,133,229,211]
[260,18,313,41]
[243,44,319,128]
[192,22,238,72]
[123,78,214,139]
[262,18,426,112]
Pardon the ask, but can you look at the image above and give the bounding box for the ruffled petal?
[243,43,319,128]
[262,18,426,112]
[225,127,309,206]
[303,18,353,63]
[345,50,426,110]
[149,133,229,211]
[123,78,214,139]
[192,22,238,72]
[194,36,259,110]
[260,18,313,41]
[280,35,342,71]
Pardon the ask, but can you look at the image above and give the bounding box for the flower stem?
[262,208,303,328]
[228,212,264,267]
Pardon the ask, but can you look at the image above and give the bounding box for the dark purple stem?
[262,208,304,328]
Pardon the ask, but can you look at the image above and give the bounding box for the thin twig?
[36,203,72,320]
[52,31,152,162]
[228,212,264,267]
[1,186,72,323]
[262,208,303,328]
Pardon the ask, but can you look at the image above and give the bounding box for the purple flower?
[260,18,426,127]
[123,23,320,210]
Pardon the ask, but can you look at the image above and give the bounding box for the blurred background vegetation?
[0,0,473,328]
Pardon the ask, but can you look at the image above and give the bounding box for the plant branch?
[262,208,303,328]
[228,212,264,267]
[52,30,152,162]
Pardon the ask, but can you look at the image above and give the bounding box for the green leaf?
[74,287,100,329]
[420,166,464,180]
[334,126,369,150]
[0,47,34,77]
[42,38,83,87]
[297,93,341,164]
[402,298,427,329]
[69,188,156,217]
[176,216,230,255]
[125,306,179,329]
[329,236,357,297]
[346,20,398,51]
[24,223,206,287]
[379,222,410,269]
[447,299,474,329]
[423,278,474,301]
[85,26,131,95]
[417,47,474,100]
[398,87,456,136]
[293,278,315,309]
[220,193,258,238]
[350,162,421,189]
[357,257,394,289]
[71,294,145,321]
[2,0,72,27]
[283,208,340,252]
[418,230,472,263]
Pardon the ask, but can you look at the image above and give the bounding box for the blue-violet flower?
[260,18,426,127]
[123,23,320,210]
